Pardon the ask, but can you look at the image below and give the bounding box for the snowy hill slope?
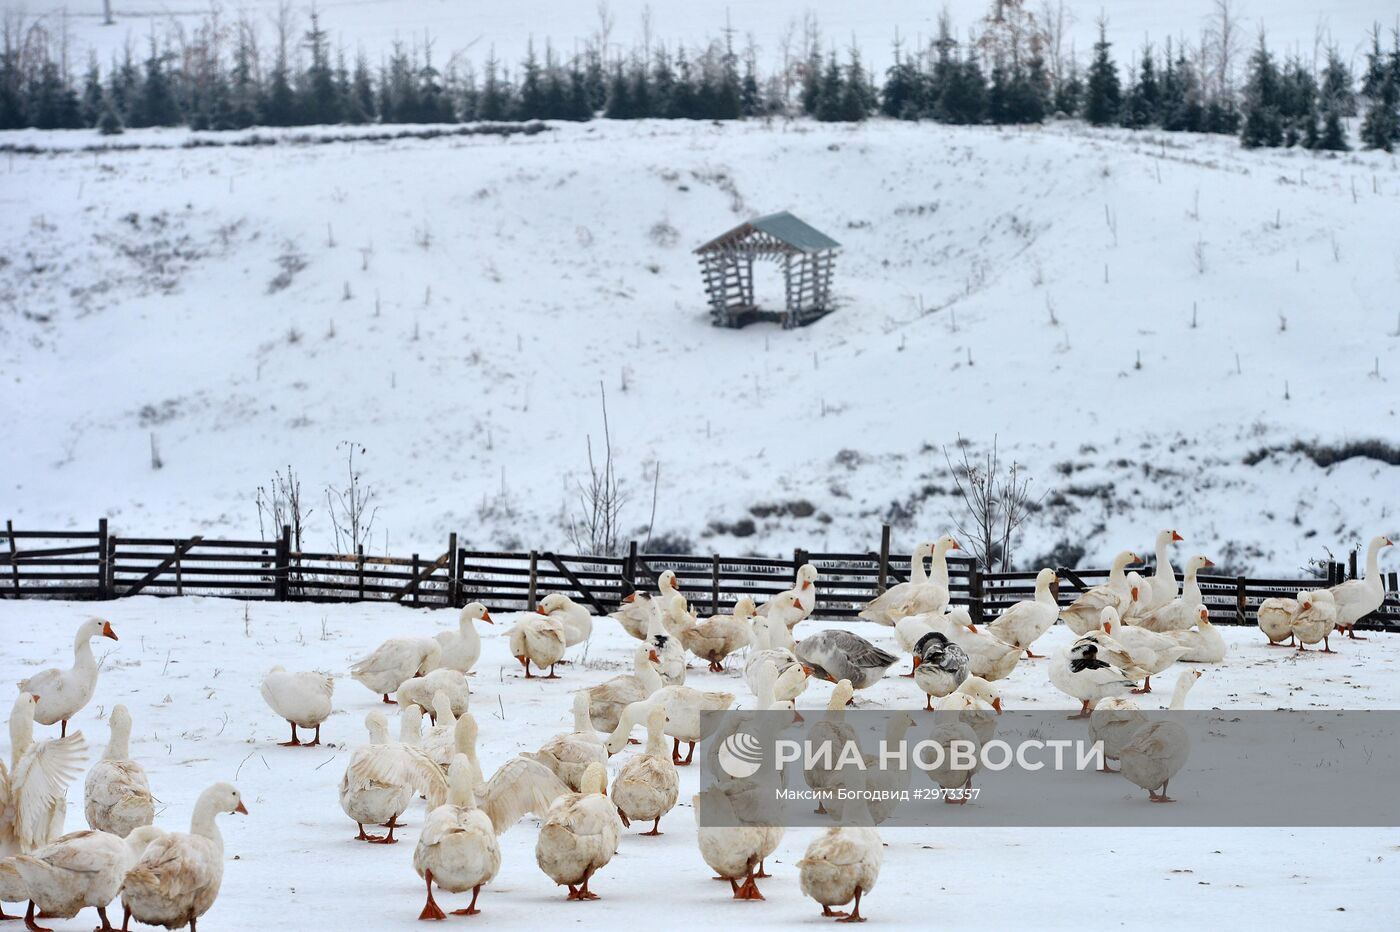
[3,117,1399,569]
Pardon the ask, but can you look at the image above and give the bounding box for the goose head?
[1100,606,1123,634]
[960,675,1002,713]
[1194,605,1212,628]
[1159,529,1185,547]
[201,782,248,817]
[1187,554,1216,573]
[733,596,758,619]
[945,606,975,632]
[461,601,493,625]
[914,541,936,560]
[796,563,819,590]
[81,617,119,642]
[1111,551,1140,573]
[659,570,681,594]
[538,593,574,615]
[365,710,391,744]
[1034,567,1057,591]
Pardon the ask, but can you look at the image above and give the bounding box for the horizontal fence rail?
[2,521,1397,632]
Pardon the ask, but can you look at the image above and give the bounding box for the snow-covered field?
[2,596,1398,929]
[4,116,1400,570]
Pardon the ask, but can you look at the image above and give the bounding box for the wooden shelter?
[694,211,840,329]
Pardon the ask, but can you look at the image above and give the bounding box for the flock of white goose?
[0,531,1391,927]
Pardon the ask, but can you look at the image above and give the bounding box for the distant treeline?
[1,1,1398,151]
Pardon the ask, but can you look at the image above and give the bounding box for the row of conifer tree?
[1,4,1398,152]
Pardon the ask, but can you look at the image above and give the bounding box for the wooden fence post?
[712,554,721,614]
[1234,576,1247,624]
[174,541,183,597]
[275,525,291,601]
[1349,549,1358,580]
[410,554,420,607]
[356,545,365,600]
[96,518,109,599]
[877,524,891,594]
[968,562,984,625]
[5,520,18,596]
[624,541,638,596]
[527,551,539,611]
[106,531,117,598]
[446,533,458,607]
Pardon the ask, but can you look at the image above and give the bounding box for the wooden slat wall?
[3,523,1397,632]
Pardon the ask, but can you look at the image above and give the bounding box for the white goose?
[933,675,1002,746]
[396,668,470,721]
[1292,590,1338,652]
[1135,555,1216,632]
[350,637,441,703]
[1060,551,1140,635]
[6,825,152,932]
[611,590,657,641]
[1090,669,1202,775]
[803,680,857,813]
[984,568,1060,658]
[524,692,608,792]
[1101,608,1191,693]
[650,597,689,686]
[694,788,771,900]
[338,710,446,844]
[537,593,595,650]
[1159,606,1227,663]
[797,784,882,922]
[758,563,820,626]
[83,704,154,838]
[508,609,569,679]
[932,607,1023,682]
[433,602,493,673]
[611,705,679,836]
[745,612,808,703]
[449,713,572,833]
[1119,670,1205,802]
[535,763,624,901]
[604,685,736,765]
[2,692,87,854]
[1257,592,1304,647]
[419,693,459,770]
[925,720,982,803]
[120,783,246,932]
[1328,535,1393,640]
[1141,529,1185,613]
[580,647,662,733]
[259,666,334,747]
[413,754,500,920]
[1049,639,1140,718]
[19,618,118,737]
[860,540,951,624]
[676,597,755,672]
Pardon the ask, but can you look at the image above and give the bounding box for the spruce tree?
[1240,33,1283,148]
[1084,23,1121,126]
[80,55,104,126]
[1359,28,1399,150]
[479,53,508,121]
[300,10,340,124]
[1320,46,1356,117]
[133,39,180,126]
[1053,59,1082,116]
[815,54,845,122]
[880,40,920,119]
[603,63,632,119]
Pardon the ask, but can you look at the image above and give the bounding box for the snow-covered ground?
[5,117,1399,570]
[1,596,1397,929]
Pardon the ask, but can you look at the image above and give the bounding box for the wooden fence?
[3,520,1397,631]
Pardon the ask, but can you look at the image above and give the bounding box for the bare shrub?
[943,436,1042,572]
